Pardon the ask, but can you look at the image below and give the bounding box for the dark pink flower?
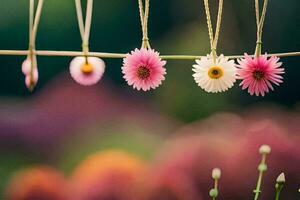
[122,48,167,91]
[237,53,284,96]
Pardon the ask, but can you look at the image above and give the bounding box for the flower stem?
[210,168,221,200]
[275,185,283,200]
[253,145,271,200]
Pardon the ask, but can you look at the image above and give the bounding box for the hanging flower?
[21,58,31,75]
[122,48,167,91]
[192,54,237,93]
[237,53,284,96]
[22,58,39,90]
[69,56,105,86]
[25,68,39,90]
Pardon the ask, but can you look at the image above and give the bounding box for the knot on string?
[142,37,149,42]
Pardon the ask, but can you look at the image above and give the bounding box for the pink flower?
[70,56,105,86]
[22,58,39,90]
[25,68,39,90]
[237,53,284,96]
[22,59,31,75]
[122,48,167,91]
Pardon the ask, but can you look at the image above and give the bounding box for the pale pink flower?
[237,53,284,96]
[69,56,105,86]
[122,48,167,91]
[25,68,39,89]
[22,58,39,90]
[22,59,31,75]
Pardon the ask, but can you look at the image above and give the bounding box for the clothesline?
[0,50,299,60]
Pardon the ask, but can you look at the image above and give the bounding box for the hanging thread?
[203,0,224,62]
[138,0,151,49]
[28,0,44,91]
[254,0,269,57]
[75,0,94,62]
[0,0,297,62]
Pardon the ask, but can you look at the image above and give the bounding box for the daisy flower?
[70,56,105,86]
[237,53,284,96]
[193,54,237,93]
[122,48,167,91]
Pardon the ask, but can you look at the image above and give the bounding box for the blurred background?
[0,0,299,200]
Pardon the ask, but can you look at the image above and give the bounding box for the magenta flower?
[69,56,105,86]
[122,48,167,91]
[237,53,284,96]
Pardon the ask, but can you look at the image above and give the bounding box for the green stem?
[275,186,283,200]
[274,176,284,200]
[253,154,267,200]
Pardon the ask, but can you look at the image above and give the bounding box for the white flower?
[259,144,271,154]
[192,54,237,93]
[212,168,221,179]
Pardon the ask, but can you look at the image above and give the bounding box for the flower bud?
[258,163,267,172]
[212,168,221,179]
[209,189,218,198]
[276,173,285,184]
[259,144,271,154]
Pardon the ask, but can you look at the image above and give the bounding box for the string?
[138,0,151,49]
[75,0,85,40]
[83,0,93,54]
[0,49,299,59]
[29,0,34,52]
[28,0,44,91]
[32,0,44,44]
[255,0,269,56]
[255,0,260,28]
[203,0,224,62]
[74,0,94,61]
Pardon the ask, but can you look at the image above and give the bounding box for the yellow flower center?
[208,66,224,79]
[80,63,94,75]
